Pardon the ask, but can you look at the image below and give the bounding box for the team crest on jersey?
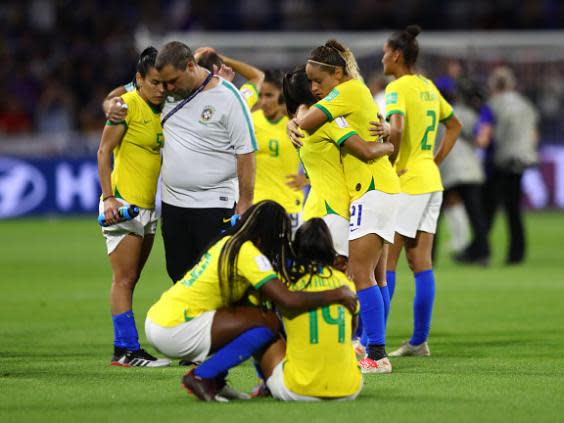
[323,88,339,102]
[199,105,215,123]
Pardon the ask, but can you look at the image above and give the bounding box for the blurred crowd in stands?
[1,0,563,140]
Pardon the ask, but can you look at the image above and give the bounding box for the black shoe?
[181,369,228,402]
[179,359,195,366]
[453,251,490,266]
[111,347,171,368]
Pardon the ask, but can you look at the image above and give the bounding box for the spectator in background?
[367,73,391,114]
[36,78,74,134]
[0,99,32,135]
[435,76,490,265]
[485,66,539,264]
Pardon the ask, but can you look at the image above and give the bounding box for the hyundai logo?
[0,158,47,218]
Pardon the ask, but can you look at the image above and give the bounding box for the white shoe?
[389,341,431,357]
[358,356,392,374]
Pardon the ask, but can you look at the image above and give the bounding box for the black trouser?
[456,184,490,259]
[161,202,233,283]
[433,183,490,261]
[483,167,525,263]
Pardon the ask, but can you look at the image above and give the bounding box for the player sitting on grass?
[144,201,357,401]
[254,218,362,401]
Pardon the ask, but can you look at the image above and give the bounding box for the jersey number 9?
[268,139,279,157]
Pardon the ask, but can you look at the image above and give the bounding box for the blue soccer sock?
[194,327,275,379]
[357,285,386,347]
[112,310,140,351]
[380,285,391,325]
[410,269,436,346]
[386,271,396,300]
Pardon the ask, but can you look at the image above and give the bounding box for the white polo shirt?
[160,77,257,208]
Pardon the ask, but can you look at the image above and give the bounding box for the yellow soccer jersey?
[239,82,259,110]
[302,187,323,222]
[385,75,454,194]
[147,237,277,327]
[299,121,354,219]
[252,110,304,214]
[105,90,163,208]
[281,268,361,398]
[315,78,400,201]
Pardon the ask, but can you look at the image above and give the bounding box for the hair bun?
[405,25,421,38]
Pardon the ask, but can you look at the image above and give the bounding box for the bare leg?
[109,234,143,315]
[210,307,280,353]
[404,231,434,273]
[375,244,389,287]
[257,338,286,380]
[386,232,404,272]
[348,233,382,291]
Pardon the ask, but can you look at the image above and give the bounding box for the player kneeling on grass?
[255,218,363,401]
[144,201,357,401]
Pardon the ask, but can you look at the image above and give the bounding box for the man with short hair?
[155,41,256,282]
[484,66,538,264]
[104,42,257,282]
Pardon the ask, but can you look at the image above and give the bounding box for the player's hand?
[106,98,128,123]
[214,64,235,82]
[194,46,216,61]
[286,174,309,190]
[235,198,253,216]
[335,286,358,315]
[397,168,408,177]
[369,113,390,139]
[103,197,122,225]
[287,118,304,148]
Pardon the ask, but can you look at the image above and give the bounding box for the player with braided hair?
[144,201,358,401]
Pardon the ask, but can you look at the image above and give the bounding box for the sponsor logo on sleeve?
[255,255,273,272]
[335,116,349,128]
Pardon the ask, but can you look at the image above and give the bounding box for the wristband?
[103,195,115,201]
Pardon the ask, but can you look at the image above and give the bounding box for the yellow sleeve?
[239,83,258,110]
[326,118,358,146]
[438,91,454,122]
[237,241,278,289]
[314,85,356,121]
[385,83,406,120]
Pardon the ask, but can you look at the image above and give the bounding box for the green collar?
[136,90,163,114]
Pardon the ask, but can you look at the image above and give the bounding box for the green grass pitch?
[1,212,563,423]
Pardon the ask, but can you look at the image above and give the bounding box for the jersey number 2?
[309,305,345,344]
[420,110,437,151]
